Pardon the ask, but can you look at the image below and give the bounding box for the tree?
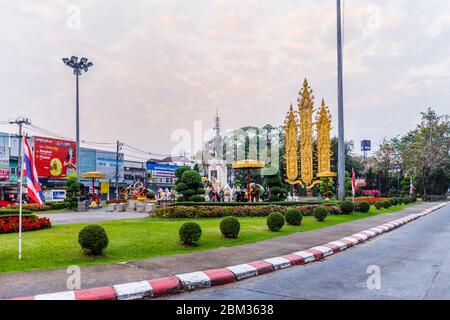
[374,138,399,196]
[397,108,450,196]
[264,174,288,201]
[65,177,81,209]
[174,170,205,201]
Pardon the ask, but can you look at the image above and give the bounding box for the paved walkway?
[38,209,148,225]
[0,202,438,299]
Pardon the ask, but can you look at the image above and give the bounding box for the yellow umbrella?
[232,160,265,202]
[80,172,106,198]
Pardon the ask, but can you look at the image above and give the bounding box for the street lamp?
[62,56,93,181]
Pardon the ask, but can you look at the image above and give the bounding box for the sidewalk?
[38,209,148,225]
[0,202,439,299]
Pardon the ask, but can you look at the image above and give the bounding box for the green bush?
[266,212,285,231]
[314,206,329,222]
[188,195,205,202]
[356,201,370,213]
[0,209,32,215]
[78,225,109,255]
[220,217,240,238]
[49,202,67,210]
[389,197,398,205]
[285,209,302,226]
[340,200,354,214]
[382,200,391,209]
[374,201,383,210]
[179,222,202,245]
[409,195,417,202]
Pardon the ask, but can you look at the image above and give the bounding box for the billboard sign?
[96,150,124,181]
[34,136,77,178]
[146,162,181,184]
[361,140,371,152]
[0,168,10,180]
[79,147,96,174]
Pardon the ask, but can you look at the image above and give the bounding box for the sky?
[0,0,449,160]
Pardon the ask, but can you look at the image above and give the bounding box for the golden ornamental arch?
[284,79,336,189]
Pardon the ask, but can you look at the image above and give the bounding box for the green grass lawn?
[0,204,410,273]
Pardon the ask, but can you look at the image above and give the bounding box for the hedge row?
[0,209,32,215]
[173,200,339,207]
[153,205,342,218]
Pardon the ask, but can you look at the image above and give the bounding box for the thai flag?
[23,137,45,207]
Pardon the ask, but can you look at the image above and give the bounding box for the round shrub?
[374,201,383,210]
[314,206,329,222]
[390,197,399,205]
[220,217,240,238]
[267,212,285,231]
[382,200,391,209]
[357,201,370,213]
[285,209,303,226]
[403,197,410,204]
[409,195,417,203]
[340,200,354,214]
[179,222,202,245]
[78,225,109,255]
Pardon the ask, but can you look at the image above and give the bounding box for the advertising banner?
[96,150,124,181]
[0,168,10,180]
[34,136,77,178]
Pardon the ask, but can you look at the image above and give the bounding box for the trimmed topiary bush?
[340,200,354,214]
[78,225,109,255]
[409,195,417,203]
[220,217,240,238]
[382,200,391,209]
[267,212,285,231]
[374,201,383,210]
[285,209,303,226]
[357,201,370,213]
[314,206,329,222]
[179,222,202,245]
[390,197,399,205]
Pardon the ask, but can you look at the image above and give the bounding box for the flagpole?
[18,136,24,259]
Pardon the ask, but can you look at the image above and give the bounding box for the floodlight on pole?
[62,56,93,181]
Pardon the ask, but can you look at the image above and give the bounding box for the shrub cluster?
[340,201,354,214]
[267,212,285,231]
[6,203,49,212]
[78,225,109,255]
[220,217,240,238]
[356,201,370,213]
[285,209,302,226]
[153,205,341,219]
[382,200,392,209]
[179,222,202,245]
[314,206,329,222]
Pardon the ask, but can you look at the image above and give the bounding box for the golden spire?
[298,79,314,186]
[316,98,334,176]
[284,102,299,183]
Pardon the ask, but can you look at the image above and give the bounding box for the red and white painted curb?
[8,202,448,300]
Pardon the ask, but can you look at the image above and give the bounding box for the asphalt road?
[168,203,450,300]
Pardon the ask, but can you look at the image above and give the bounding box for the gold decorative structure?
[284,79,336,195]
[232,160,265,202]
[298,79,314,186]
[284,104,299,183]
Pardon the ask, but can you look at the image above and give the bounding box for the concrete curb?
[8,202,448,300]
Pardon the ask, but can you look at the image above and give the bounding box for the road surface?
[168,203,450,300]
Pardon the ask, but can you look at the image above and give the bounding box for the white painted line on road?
[113,281,153,300]
[227,264,257,280]
[263,257,291,269]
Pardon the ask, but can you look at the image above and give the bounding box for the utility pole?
[336,0,346,200]
[9,117,31,260]
[115,140,123,199]
[9,118,31,194]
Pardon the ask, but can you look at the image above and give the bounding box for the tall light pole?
[336,0,345,200]
[62,56,93,181]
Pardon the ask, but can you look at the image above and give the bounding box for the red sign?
[0,169,9,180]
[34,136,77,179]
